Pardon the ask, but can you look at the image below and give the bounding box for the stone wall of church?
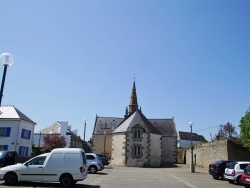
[92,134,113,159]
[126,132,149,167]
[149,133,161,167]
[111,134,126,166]
[161,136,177,164]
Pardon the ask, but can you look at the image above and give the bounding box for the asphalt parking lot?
[0,164,242,188]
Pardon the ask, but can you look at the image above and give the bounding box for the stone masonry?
[186,139,250,168]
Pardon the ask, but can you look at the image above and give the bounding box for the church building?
[91,81,177,167]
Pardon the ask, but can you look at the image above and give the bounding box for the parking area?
[0,164,243,188]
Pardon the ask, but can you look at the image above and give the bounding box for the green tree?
[239,107,250,148]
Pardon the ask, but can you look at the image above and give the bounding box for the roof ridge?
[96,116,124,119]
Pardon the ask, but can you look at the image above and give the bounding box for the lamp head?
[189,122,193,127]
[0,53,14,66]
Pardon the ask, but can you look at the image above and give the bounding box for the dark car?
[0,150,18,167]
[96,153,109,166]
[209,160,234,179]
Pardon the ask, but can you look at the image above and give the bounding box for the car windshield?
[0,151,7,156]
[213,161,222,165]
[245,165,250,173]
[227,162,236,169]
[240,163,249,170]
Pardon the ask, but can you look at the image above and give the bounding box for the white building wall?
[111,134,126,166]
[149,133,161,167]
[162,136,177,164]
[0,120,35,156]
[18,121,35,156]
[60,121,68,135]
[0,120,20,151]
[179,140,200,148]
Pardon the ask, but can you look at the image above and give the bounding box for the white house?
[177,131,206,148]
[33,121,83,148]
[0,105,36,157]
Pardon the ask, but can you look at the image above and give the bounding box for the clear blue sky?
[0,0,249,141]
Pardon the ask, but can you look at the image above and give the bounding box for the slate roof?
[149,118,177,136]
[92,116,124,135]
[178,131,206,142]
[36,121,79,137]
[0,105,36,124]
[93,110,177,136]
[36,121,61,134]
[112,110,162,135]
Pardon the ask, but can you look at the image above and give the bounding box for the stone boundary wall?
[177,148,186,164]
[227,140,250,161]
[186,139,250,168]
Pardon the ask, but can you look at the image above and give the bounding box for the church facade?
[91,81,177,167]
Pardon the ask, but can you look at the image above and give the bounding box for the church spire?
[129,81,138,115]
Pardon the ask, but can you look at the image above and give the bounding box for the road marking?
[89,176,104,185]
[169,174,198,188]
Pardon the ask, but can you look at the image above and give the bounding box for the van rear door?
[81,151,87,174]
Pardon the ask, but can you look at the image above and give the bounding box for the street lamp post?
[84,119,87,141]
[189,122,195,173]
[0,53,14,106]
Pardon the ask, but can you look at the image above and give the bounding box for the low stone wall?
[186,139,250,168]
[177,148,186,164]
[227,140,250,161]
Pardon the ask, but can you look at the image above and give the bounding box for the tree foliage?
[42,134,67,149]
[239,107,250,149]
[210,122,237,140]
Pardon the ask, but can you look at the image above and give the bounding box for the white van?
[0,148,88,187]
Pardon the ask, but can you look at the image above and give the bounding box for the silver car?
[224,161,250,184]
[86,153,104,174]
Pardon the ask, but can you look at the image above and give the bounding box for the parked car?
[208,160,234,179]
[0,148,88,187]
[86,153,104,174]
[0,150,18,167]
[224,161,250,184]
[96,153,109,166]
[241,164,250,188]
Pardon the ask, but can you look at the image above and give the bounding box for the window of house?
[134,130,141,139]
[0,127,11,137]
[0,145,8,150]
[19,146,29,156]
[21,129,31,139]
[134,146,141,156]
